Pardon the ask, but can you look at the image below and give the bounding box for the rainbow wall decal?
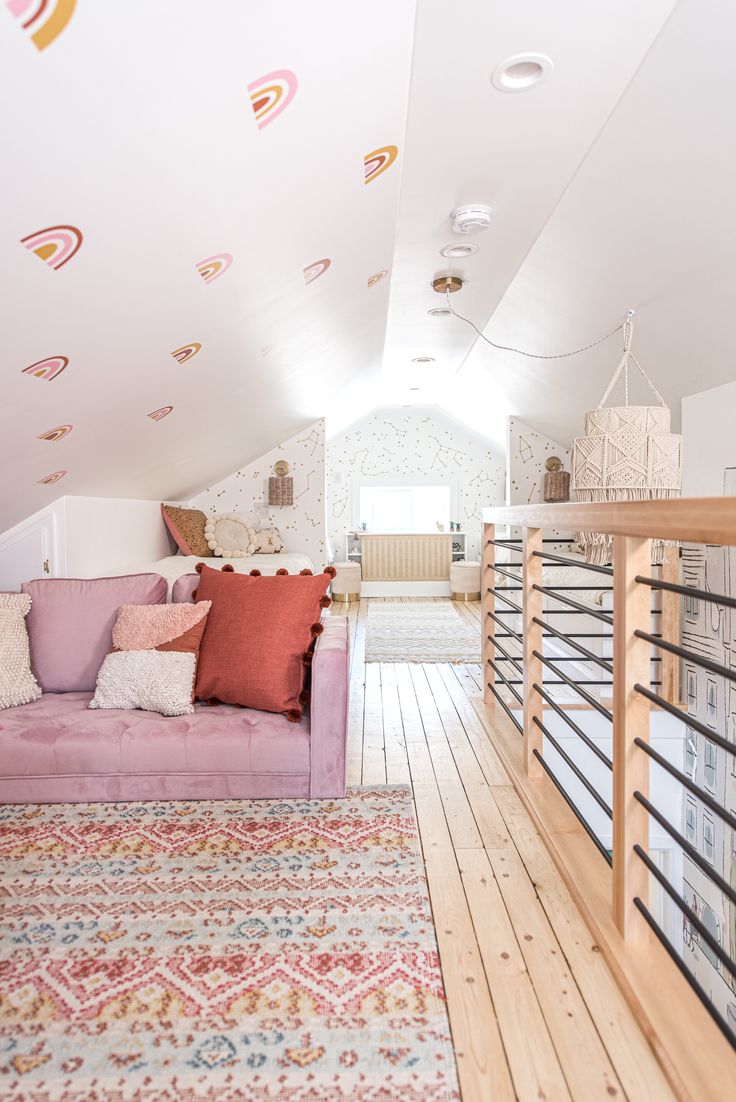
[22,355,68,380]
[196,253,233,284]
[364,145,398,185]
[248,69,298,129]
[6,0,76,51]
[303,258,331,286]
[37,424,72,442]
[37,469,67,486]
[367,269,388,289]
[21,225,83,270]
[171,343,201,364]
[148,406,173,421]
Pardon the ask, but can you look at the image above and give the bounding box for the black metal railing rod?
[532,616,613,674]
[533,750,612,865]
[492,564,525,584]
[533,717,613,818]
[491,635,524,677]
[490,589,524,614]
[632,898,736,1050]
[633,845,736,981]
[532,584,614,626]
[487,682,523,735]
[634,683,736,760]
[635,574,736,611]
[634,737,736,833]
[533,549,614,576]
[633,791,736,907]
[635,628,736,685]
[487,657,523,706]
[487,611,523,641]
[533,683,612,768]
[533,650,614,720]
[486,537,565,545]
[492,585,523,591]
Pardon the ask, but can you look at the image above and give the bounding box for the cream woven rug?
[366,601,481,663]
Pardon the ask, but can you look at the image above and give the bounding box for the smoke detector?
[451,204,492,234]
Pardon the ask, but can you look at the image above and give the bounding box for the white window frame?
[353,475,459,533]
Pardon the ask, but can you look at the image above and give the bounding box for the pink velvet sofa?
[0,574,349,803]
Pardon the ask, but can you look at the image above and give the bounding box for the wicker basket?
[268,476,293,506]
[543,470,570,503]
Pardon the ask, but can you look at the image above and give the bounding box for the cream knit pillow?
[0,593,42,710]
[203,513,257,557]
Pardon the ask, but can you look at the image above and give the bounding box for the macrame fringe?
[574,487,680,565]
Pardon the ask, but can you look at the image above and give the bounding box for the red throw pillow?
[194,564,334,720]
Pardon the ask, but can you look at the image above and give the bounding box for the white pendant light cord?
[445,289,633,361]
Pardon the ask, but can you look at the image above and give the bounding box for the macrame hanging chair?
[572,317,682,565]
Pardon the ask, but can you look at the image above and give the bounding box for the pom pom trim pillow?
[194,564,334,720]
[0,593,42,710]
[204,513,257,557]
[161,504,210,557]
[90,601,211,716]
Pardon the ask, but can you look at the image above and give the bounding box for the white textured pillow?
[203,513,257,557]
[0,593,42,710]
[253,526,284,553]
[89,650,197,716]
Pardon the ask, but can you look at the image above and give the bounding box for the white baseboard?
[360,580,451,597]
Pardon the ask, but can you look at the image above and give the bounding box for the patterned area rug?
[0,787,460,1102]
[366,601,481,663]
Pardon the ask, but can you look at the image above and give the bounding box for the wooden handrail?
[483,496,736,545]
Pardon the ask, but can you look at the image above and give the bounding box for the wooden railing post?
[612,534,652,941]
[522,526,543,777]
[482,522,495,707]
[659,549,681,704]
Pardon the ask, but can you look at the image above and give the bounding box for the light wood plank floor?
[330,596,675,1102]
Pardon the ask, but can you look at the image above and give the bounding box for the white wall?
[191,419,326,567]
[326,406,505,561]
[506,417,572,505]
[681,379,736,497]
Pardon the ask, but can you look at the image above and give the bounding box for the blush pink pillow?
[22,574,167,693]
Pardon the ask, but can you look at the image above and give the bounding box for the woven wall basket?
[572,322,682,564]
[268,475,294,507]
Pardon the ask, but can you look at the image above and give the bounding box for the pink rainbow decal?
[21,225,83,270]
[37,469,67,486]
[367,269,388,289]
[22,355,68,380]
[6,0,76,51]
[171,343,201,364]
[37,424,72,442]
[196,253,234,284]
[364,145,398,185]
[248,69,298,130]
[303,258,331,286]
[148,406,173,421]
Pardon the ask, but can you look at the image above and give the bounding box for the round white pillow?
[203,514,257,557]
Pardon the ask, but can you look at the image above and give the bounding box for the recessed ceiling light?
[428,307,452,317]
[492,53,553,92]
[412,356,435,364]
[409,387,421,391]
[440,242,479,259]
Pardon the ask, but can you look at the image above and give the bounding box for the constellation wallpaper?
[506,417,572,505]
[325,408,505,561]
[191,419,326,566]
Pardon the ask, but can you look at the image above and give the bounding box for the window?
[358,485,451,534]
[685,799,697,843]
[704,739,717,792]
[703,814,715,863]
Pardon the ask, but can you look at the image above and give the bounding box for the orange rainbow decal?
[248,69,298,129]
[22,355,68,380]
[21,225,83,270]
[171,343,201,364]
[37,424,72,442]
[196,253,233,284]
[148,406,173,421]
[6,0,76,51]
[367,269,388,289]
[303,258,331,286]
[37,469,67,486]
[364,145,398,185]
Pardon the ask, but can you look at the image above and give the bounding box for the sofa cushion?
[0,593,41,710]
[0,692,310,779]
[22,575,167,693]
[194,564,332,719]
[172,573,199,603]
